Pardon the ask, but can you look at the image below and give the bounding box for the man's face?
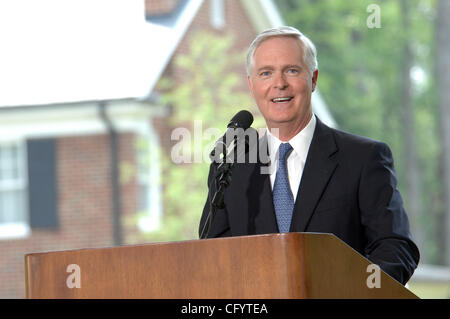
[247,36,318,134]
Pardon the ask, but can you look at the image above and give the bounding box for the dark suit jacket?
[199,117,420,285]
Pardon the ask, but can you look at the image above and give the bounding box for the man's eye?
[260,71,271,77]
[287,69,298,74]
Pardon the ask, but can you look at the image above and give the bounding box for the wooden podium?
[25,233,418,298]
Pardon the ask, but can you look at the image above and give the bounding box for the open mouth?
[271,97,293,103]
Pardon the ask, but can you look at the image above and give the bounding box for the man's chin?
[268,115,296,125]
[266,119,297,132]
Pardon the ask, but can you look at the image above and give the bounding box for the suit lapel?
[248,133,279,233]
[246,161,279,234]
[290,118,339,232]
[229,133,279,235]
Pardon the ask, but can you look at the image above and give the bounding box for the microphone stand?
[200,160,234,239]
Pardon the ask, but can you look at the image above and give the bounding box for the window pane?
[0,145,20,181]
[138,185,149,212]
[0,190,25,224]
[10,146,19,180]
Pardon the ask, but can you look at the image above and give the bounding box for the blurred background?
[1,0,449,298]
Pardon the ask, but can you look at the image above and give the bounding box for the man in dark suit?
[199,26,419,285]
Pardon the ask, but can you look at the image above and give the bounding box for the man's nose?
[274,73,288,89]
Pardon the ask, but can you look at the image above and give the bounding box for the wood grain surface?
[25,233,418,299]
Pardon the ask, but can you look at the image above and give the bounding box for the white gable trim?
[259,0,284,27]
[144,0,205,97]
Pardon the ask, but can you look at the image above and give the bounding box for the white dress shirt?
[266,114,316,201]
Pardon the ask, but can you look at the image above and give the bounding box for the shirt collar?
[266,114,317,163]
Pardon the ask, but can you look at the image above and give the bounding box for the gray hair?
[246,26,318,77]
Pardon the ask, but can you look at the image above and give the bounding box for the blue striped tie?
[273,143,294,233]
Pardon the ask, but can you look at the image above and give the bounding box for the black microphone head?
[227,110,253,129]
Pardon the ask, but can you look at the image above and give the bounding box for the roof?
[0,0,201,107]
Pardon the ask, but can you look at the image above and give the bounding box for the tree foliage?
[278,0,440,263]
[130,31,258,242]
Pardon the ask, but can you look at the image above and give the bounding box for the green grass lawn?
[408,282,450,299]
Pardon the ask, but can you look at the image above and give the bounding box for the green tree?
[279,0,439,263]
[127,31,260,242]
[436,0,450,265]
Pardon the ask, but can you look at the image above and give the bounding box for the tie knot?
[278,143,292,162]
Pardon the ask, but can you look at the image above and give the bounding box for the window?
[135,131,162,233]
[0,141,29,239]
[210,0,225,29]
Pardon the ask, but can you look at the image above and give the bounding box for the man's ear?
[312,70,318,92]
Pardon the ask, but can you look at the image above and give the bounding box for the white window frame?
[0,140,30,240]
[135,124,163,233]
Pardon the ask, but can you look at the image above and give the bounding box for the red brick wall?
[0,133,136,298]
[145,0,179,16]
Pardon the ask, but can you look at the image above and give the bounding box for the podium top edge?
[24,232,337,257]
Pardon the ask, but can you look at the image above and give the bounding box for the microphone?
[227,109,254,129]
[210,110,254,163]
[200,110,254,239]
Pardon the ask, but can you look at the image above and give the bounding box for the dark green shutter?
[27,138,58,229]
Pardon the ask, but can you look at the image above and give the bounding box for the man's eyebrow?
[284,64,302,69]
[256,66,274,73]
[256,64,303,73]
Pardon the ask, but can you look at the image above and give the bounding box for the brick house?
[0,0,334,298]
